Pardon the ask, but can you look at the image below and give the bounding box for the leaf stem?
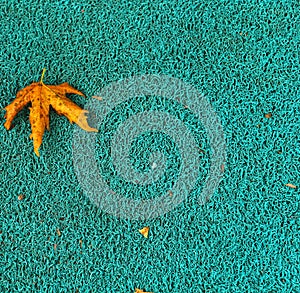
[40,68,46,84]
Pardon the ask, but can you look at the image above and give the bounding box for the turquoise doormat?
[0,0,299,292]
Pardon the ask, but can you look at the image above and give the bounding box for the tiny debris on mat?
[3,68,97,156]
[18,194,24,200]
[221,164,225,172]
[198,148,205,154]
[168,190,173,196]
[139,226,150,238]
[285,183,297,189]
[134,289,153,293]
[53,244,57,250]
[264,113,272,118]
[56,228,61,237]
[79,239,83,248]
[92,95,103,101]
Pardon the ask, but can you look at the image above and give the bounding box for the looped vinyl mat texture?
[0,0,299,292]
[73,74,226,220]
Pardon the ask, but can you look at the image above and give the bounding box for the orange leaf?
[4,69,98,156]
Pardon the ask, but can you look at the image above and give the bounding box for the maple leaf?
[4,69,98,156]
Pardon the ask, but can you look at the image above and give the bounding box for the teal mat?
[0,0,299,292]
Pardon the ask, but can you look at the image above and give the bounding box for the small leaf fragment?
[221,164,225,172]
[139,226,150,238]
[285,183,297,189]
[18,194,25,200]
[56,228,61,237]
[134,289,153,293]
[264,113,272,118]
[92,95,103,101]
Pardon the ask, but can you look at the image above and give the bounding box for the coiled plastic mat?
[0,0,299,292]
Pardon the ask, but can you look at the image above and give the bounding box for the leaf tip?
[4,121,10,130]
[34,148,40,157]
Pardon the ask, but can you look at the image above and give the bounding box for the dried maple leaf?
[4,69,97,156]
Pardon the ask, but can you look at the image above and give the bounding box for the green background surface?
[0,0,299,292]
